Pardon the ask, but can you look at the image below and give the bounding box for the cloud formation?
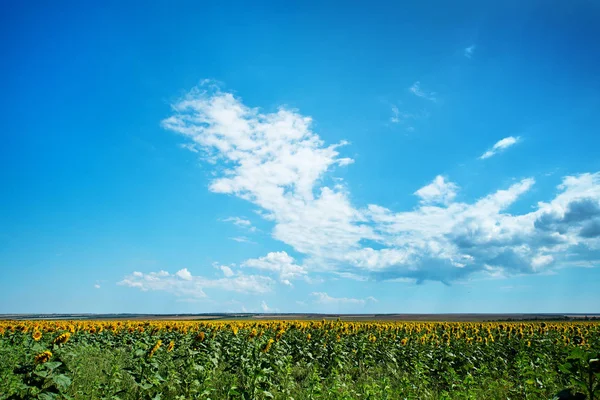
[243,251,307,286]
[409,81,437,102]
[148,83,600,291]
[390,105,401,124]
[118,268,273,298]
[480,136,520,159]
[222,216,256,232]
[415,175,458,205]
[230,236,256,244]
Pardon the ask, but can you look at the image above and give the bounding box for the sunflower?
[32,330,43,341]
[262,338,275,353]
[53,332,70,345]
[167,340,175,352]
[34,350,52,364]
[195,332,206,342]
[148,340,162,358]
[248,328,258,340]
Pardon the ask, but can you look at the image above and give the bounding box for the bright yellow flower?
[262,338,275,353]
[35,350,52,364]
[32,330,43,341]
[148,340,162,358]
[53,332,70,345]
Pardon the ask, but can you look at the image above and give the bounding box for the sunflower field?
[1,319,599,399]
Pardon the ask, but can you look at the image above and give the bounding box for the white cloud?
[175,268,193,281]
[223,216,256,232]
[480,136,520,160]
[414,175,458,205]
[219,265,235,277]
[409,81,437,102]
[162,85,372,265]
[179,143,199,153]
[531,254,553,270]
[230,236,256,244]
[311,292,377,305]
[94,284,101,289]
[118,268,273,298]
[160,83,600,286]
[243,251,307,284]
[464,45,476,58]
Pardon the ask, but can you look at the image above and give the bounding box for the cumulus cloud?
[243,251,307,285]
[175,268,193,281]
[158,82,600,286]
[162,83,372,265]
[219,265,235,277]
[414,175,458,205]
[409,81,437,102]
[480,136,520,159]
[118,268,273,298]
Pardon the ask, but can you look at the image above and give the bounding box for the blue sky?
[1,1,600,314]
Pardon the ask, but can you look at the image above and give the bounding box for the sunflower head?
[148,339,162,358]
[195,332,206,342]
[262,338,275,353]
[32,330,43,341]
[34,350,52,364]
[53,332,70,345]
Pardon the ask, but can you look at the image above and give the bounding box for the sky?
[1,0,600,314]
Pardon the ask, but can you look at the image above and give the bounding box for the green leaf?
[44,362,62,371]
[32,343,44,352]
[38,393,58,400]
[558,363,572,374]
[263,390,274,398]
[34,369,48,378]
[52,374,72,391]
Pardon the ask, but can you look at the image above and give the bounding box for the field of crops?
[1,320,599,399]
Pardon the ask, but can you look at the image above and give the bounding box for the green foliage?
[0,320,598,399]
